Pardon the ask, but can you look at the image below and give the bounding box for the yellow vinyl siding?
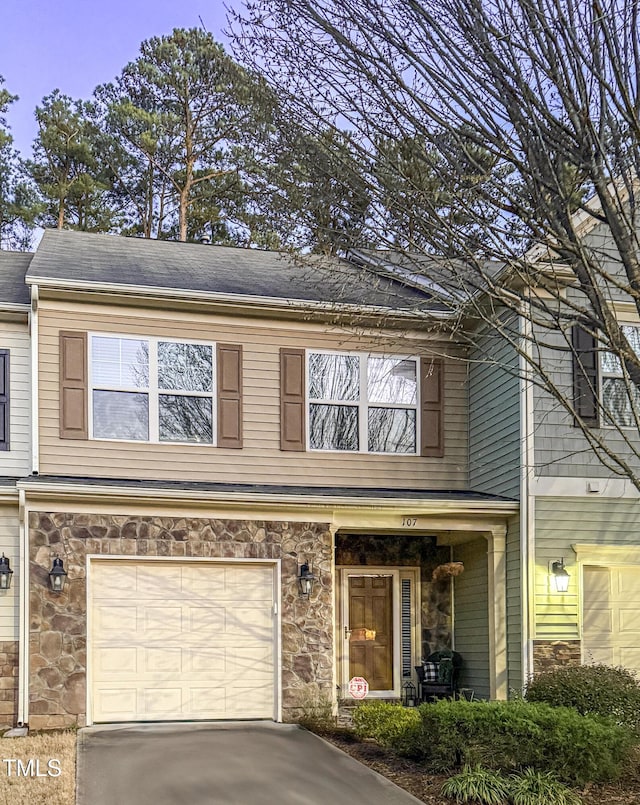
[38,299,468,488]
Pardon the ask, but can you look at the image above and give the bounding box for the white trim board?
[533,476,640,498]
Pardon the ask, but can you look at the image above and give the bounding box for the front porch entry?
[339,567,420,698]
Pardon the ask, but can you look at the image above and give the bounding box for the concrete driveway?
[76,721,423,805]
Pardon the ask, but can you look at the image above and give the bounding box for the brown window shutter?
[59,331,88,439]
[0,350,9,451]
[421,358,444,457]
[280,348,305,451]
[572,325,599,426]
[217,344,243,449]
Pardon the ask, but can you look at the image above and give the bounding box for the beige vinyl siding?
[453,538,490,699]
[38,300,468,488]
[505,514,522,693]
[0,503,19,641]
[0,321,30,476]
[531,497,640,639]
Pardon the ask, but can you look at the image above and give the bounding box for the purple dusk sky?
[2,0,232,158]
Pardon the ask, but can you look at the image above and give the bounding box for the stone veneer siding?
[29,512,332,730]
[0,641,18,728]
[532,640,582,673]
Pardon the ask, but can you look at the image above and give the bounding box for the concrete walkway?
[76,721,423,805]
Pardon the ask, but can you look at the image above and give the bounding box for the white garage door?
[583,565,640,675]
[90,560,277,723]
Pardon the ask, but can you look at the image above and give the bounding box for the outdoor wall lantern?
[550,558,570,593]
[49,556,68,593]
[298,562,318,597]
[402,680,417,707]
[0,555,13,590]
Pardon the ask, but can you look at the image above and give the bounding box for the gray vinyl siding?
[531,318,640,478]
[506,514,523,693]
[533,496,640,639]
[453,538,490,699]
[534,220,640,478]
[469,323,520,499]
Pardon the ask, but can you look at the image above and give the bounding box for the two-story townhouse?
[0,229,521,731]
[521,217,640,683]
[2,221,637,731]
[0,252,32,728]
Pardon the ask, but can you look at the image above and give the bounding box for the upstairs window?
[90,335,214,443]
[307,351,418,453]
[600,325,640,427]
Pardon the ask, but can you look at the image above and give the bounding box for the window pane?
[601,326,640,374]
[368,408,416,453]
[309,354,359,401]
[602,377,640,427]
[93,391,149,440]
[158,342,213,392]
[368,357,417,404]
[600,349,621,374]
[309,404,358,450]
[93,337,149,388]
[159,395,213,443]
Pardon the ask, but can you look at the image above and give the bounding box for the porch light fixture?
[0,555,13,590]
[298,562,318,597]
[402,679,417,707]
[550,558,570,593]
[49,556,68,593]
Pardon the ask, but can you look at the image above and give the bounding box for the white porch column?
[487,526,508,699]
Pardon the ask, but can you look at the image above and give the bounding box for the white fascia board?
[26,275,451,323]
[533,475,640,498]
[17,479,518,515]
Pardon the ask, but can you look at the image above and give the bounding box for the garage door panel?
[136,565,179,597]
[189,687,226,712]
[583,566,640,678]
[95,647,138,675]
[95,605,136,634]
[95,689,137,717]
[619,609,640,634]
[620,647,640,668]
[227,685,273,716]
[188,606,225,632]
[93,565,136,597]
[90,560,276,723]
[143,606,182,634]
[181,565,227,595]
[143,688,183,715]
[143,647,182,674]
[184,647,226,674]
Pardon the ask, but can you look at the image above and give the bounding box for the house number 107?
[402,517,417,527]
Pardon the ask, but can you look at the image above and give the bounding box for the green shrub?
[351,701,424,758]
[509,768,582,805]
[525,664,640,734]
[441,765,511,804]
[417,699,633,784]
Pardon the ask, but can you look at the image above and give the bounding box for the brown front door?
[348,575,393,690]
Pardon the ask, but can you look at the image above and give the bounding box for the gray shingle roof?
[26,230,439,312]
[21,474,517,503]
[0,252,32,306]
